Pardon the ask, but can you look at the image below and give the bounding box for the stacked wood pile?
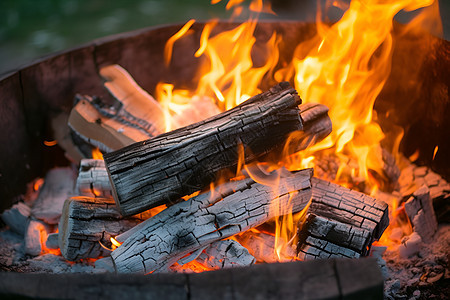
[15,64,390,273]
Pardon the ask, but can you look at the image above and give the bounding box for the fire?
[154,0,441,263]
[91,147,103,160]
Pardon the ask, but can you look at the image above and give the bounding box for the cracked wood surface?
[75,159,113,198]
[110,168,312,274]
[297,214,371,260]
[104,82,304,216]
[58,197,148,261]
[309,177,389,241]
[295,177,389,260]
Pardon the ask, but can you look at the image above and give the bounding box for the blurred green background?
[0,0,448,76]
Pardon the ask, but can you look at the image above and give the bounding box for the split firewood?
[58,197,150,261]
[100,64,167,135]
[297,214,371,260]
[110,168,313,274]
[309,177,389,242]
[75,159,112,198]
[404,185,438,243]
[105,82,304,216]
[68,65,168,152]
[68,95,155,153]
[31,167,75,225]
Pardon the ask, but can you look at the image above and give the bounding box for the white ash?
[381,225,450,300]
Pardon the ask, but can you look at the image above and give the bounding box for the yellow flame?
[111,237,122,248]
[91,148,103,160]
[155,0,442,262]
[164,19,196,66]
[432,145,438,160]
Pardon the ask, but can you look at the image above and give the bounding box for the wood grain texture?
[296,177,389,260]
[58,196,146,261]
[297,214,370,260]
[104,82,303,216]
[309,177,389,240]
[111,168,312,274]
[75,159,112,198]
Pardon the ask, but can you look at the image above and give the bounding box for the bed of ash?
[0,154,449,299]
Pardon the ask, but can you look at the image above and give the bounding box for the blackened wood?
[297,214,371,260]
[309,177,389,241]
[111,168,312,274]
[296,102,332,151]
[104,82,303,216]
[58,196,147,261]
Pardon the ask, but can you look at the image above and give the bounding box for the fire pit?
[0,1,449,298]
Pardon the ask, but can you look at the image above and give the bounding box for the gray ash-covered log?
[104,82,304,216]
[58,196,150,261]
[75,159,112,198]
[297,214,371,260]
[110,168,313,274]
[297,177,389,260]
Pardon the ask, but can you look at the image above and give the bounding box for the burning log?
[68,95,154,153]
[68,65,168,153]
[105,82,304,216]
[297,214,371,260]
[296,177,389,260]
[309,177,389,240]
[110,168,313,273]
[75,159,113,198]
[58,196,148,261]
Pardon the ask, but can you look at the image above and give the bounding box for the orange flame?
[91,147,103,160]
[156,0,442,262]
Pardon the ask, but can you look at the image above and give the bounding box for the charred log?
[110,168,312,273]
[297,214,371,260]
[104,82,304,216]
[58,197,148,261]
[296,177,389,260]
